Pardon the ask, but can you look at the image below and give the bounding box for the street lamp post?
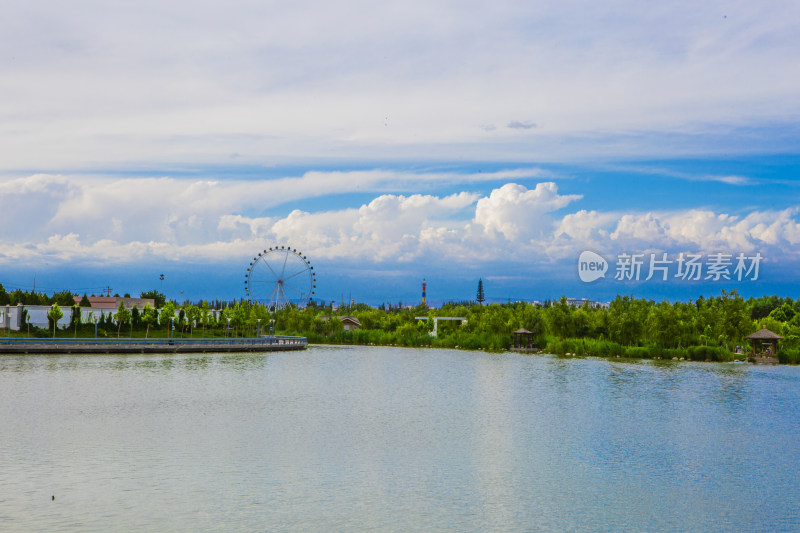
[226,318,231,339]
[257,318,261,338]
[170,317,174,339]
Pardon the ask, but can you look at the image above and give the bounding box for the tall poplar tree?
[47,303,63,338]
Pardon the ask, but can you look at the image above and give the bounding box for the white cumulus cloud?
[474,182,582,241]
[1,176,800,275]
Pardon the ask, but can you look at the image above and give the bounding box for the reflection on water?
[0,347,798,532]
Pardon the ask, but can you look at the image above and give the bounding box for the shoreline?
[310,342,785,365]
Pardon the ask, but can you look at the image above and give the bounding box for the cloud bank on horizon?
[1,172,798,269]
[2,0,800,300]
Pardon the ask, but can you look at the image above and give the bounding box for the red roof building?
[73,296,156,309]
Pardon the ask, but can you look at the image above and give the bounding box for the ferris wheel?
[244,246,316,310]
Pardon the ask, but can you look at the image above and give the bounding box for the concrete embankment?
[0,336,307,354]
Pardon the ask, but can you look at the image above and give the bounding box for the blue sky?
[1,0,799,306]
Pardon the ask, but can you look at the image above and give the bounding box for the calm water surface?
[1,345,798,532]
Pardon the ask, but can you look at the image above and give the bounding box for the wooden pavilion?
[745,325,783,359]
[511,328,536,351]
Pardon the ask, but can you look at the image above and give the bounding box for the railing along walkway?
[0,336,307,354]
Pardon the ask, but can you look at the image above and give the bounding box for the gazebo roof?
[746,326,784,340]
[513,328,532,334]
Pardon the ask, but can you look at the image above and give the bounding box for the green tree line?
[273,290,800,363]
[4,283,799,363]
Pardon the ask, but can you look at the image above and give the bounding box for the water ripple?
[1,348,798,531]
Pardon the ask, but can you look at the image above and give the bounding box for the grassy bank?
[544,337,738,362]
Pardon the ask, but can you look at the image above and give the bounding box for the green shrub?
[778,348,800,364]
[625,346,651,359]
[686,345,732,362]
[662,347,687,360]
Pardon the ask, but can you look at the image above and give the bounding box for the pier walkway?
[0,336,307,354]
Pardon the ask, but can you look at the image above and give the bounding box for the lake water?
[1,345,799,532]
